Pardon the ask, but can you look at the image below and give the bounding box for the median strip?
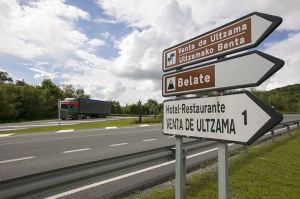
[0,156,35,164]
[63,148,91,154]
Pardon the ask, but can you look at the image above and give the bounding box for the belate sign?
[162,51,284,96]
[162,12,282,72]
[163,91,282,144]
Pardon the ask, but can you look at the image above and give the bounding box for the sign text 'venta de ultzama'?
[164,18,251,70]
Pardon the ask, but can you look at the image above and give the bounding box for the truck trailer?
[60,98,111,120]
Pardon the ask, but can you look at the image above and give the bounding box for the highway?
[0,124,171,181]
[0,113,299,198]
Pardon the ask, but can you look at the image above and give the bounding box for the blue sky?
[0,0,299,104]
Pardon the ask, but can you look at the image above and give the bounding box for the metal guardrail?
[0,121,299,198]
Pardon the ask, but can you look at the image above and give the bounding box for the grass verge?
[0,118,161,134]
[125,130,300,199]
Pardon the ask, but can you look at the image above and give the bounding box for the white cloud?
[0,0,111,92]
[97,0,166,27]
[85,38,105,53]
[87,39,105,47]
[94,17,118,24]
[258,31,300,90]
[29,67,57,81]
[0,0,90,60]
[111,0,198,81]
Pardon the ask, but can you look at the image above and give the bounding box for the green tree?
[0,71,13,83]
[75,88,90,99]
[40,79,63,118]
[15,85,44,120]
[15,79,27,86]
[144,99,160,117]
[110,100,122,114]
[0,84,18,122]
[62,84,76,98]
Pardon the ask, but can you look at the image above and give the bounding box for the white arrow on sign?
[163,92,282,144]
[162,51,284,97]
[163,12,282,71]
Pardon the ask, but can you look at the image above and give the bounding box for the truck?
[59,98,111,120]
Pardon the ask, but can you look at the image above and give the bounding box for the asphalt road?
[0,124,170,181]
[0,113,299,198]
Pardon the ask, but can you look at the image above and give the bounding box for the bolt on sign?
[162,51,284,96]
[163,91,282,145]
[162,12,282,72]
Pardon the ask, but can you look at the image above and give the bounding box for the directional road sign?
[162,51,284,96]
[162,12,282,72]
[163,91,282,144]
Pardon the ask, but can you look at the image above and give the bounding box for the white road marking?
[140,124,149,127]
[0,134,14,137]
[0,156,35,164]
[45,145,227,199]
[142,139,157,142]
[105,126,117,129]
[0,128,161,146]
[0,124,161,138]
[63,148,91,154]
[109,143,128,147]
[56,129,74,133]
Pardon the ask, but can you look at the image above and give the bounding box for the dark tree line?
[110,99,163,117]
[0,71,89,122]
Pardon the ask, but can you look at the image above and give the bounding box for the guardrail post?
[243,145,248,156]
[176,136,184,199]
[271,129,275,142]
[297,122,300,130]
[287,124,291,136]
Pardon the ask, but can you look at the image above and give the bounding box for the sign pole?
[58,99,61,126]
[218,142,228,199]
[175,136,184,199]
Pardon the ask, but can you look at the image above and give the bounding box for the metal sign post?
[174,75,186,199]
[175,136,184,199]
[218,142,228,199]
[58,99,61,126]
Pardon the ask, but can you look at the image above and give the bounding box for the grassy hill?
[252,84,300,112]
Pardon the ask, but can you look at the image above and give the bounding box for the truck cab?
[60,98,79,120]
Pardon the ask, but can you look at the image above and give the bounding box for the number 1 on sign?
[242,110,248,125]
